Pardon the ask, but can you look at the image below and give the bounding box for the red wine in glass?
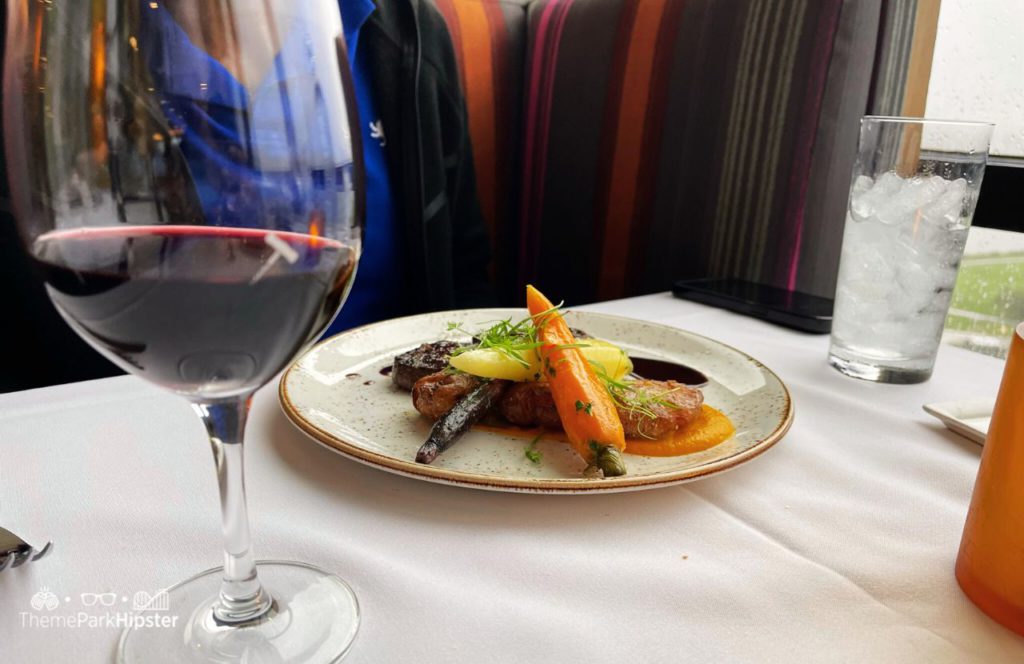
[33,226,356,398]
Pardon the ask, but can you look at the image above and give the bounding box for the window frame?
[973,160,1024,233]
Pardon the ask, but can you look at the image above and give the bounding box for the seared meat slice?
[500,382,562,428]
[616,379,703,439]
[499,379,703,439]
[392,341,463,391]
[411,371,482,420]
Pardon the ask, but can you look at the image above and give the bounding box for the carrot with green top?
[526,285,627,476]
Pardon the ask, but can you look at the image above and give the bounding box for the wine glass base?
[117,561,359,664]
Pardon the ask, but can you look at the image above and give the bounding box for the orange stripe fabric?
[482,0,512,284]
[597,0,669,300]
[452,0,499,237]
[627,0,689,291]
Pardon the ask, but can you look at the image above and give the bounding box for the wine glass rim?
[862,115,995,128]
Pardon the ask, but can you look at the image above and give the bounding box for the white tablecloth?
[2,294,1023,663]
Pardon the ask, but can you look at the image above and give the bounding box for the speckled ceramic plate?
[279,309,792,493]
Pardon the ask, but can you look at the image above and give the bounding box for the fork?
[0,526,52,571]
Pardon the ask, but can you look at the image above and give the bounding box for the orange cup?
[956,322,1024,635]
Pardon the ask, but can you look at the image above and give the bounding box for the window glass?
[927,0,1024,157]
[929,0,1024,357]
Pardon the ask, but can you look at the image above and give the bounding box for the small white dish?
[923,399,995,445]
[279,308,794,493]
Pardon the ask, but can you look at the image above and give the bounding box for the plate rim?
[279,308,794,493]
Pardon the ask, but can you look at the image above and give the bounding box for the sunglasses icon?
[80,592,117,607]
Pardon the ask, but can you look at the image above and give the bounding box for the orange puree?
[624,405,734,456]
[473,405,734,457]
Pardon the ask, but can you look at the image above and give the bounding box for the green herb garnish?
[447,303,568,369]
[525,434,544,464]
[591,363,683,438]
[575,400,593,415]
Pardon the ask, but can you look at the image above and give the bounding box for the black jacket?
[360,0,494,311]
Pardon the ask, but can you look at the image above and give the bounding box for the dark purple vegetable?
[415,379,509,464]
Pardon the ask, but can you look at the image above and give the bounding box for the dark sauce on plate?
[630,357,708,387]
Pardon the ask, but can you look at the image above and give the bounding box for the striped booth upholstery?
[432,0,530,301]
[438,0,884,304]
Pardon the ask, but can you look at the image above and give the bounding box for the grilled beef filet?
[501,379,703,438]
[392,341,464,391]
[500,382,562,428]
[614,379,703,438]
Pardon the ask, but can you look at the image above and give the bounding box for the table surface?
[2,294,1023,663]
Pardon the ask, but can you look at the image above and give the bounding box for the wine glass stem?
[192,397,273,624]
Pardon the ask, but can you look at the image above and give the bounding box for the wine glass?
[4,1,362,661]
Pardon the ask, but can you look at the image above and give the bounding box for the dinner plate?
[279,309,793,493]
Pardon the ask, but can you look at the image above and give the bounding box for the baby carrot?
[526,285,627,476]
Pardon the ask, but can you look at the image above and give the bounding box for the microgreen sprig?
[590,362,684,438]
[447,302,580,369]
[525,434,544,464]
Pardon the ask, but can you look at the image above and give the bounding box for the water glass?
[828,116,993,383]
